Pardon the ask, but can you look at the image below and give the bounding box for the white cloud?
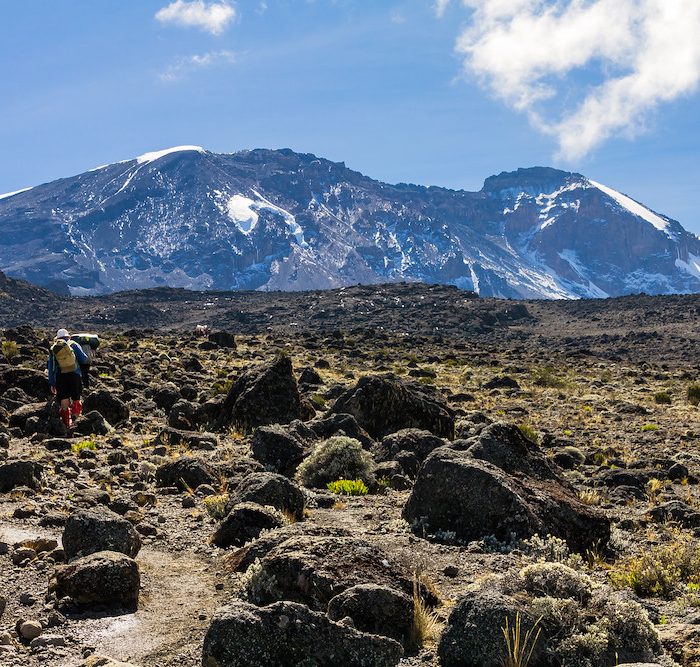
[156,0,236,36]
[160,50,236,82]
[452,0,700,160]
[434,0,450,18]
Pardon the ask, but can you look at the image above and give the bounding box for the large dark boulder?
[212,502,285,548]
[330,375,455,439]
[208,330,236,348]
[308,413,374,449]
[229,472,306,520]
[155,456,218,491]
[403,424,610,553]
[224,524,353,573]
[53,551,140,609]
[327,584,414,646]
[9,401,64,436]
[155,427,219,451]
[242,535,420,611]
[215,355,302,432]
[83,390,130,426]
[250,425,307,477]
[167,399,198,430]
[438,589,540,667]
[0,366,49,400]
[62,508,141,560]
[152,383,181,412]
[375,429,445,476]
[202,600,403,667]
[72,410,112,436]
[0,460,42,492]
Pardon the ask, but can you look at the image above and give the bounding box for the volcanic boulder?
[228,471,306,520]
[330,375,455,439]
[0,366,49,401]
[215,355,302,432]
[212,502,285,548]
[155,456,218,491]
[0,460,42,492]
[403,423,610,553]
[241,535,421,611]
[83,390,130,426]
[250,425,307,477]
[202,600,403,667]
[375,429,446,476]
[53,551,140,609]
[327,584,414,646]
[438,589,540,667]
[62,508,142,560]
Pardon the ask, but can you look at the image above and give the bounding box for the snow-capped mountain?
[1,146,698,298]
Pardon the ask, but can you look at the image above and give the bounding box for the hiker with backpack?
[48,328,90,429]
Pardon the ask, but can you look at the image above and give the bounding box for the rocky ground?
[0,282,699,667]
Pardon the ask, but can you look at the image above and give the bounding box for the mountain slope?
[1,147,698,298]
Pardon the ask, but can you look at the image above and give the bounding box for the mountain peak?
[0,149,698,299]
[134,145,207,165]
[481,166,583,193]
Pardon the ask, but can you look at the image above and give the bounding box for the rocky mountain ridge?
[1,146,699,298]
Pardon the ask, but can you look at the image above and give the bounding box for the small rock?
[19,620,43,640]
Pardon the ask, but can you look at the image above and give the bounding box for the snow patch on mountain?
[0,187,32,200]
[676,253,700,279]
[558,250,610,298]
[536,182,585,230]
[589,179,673,238]
[136,146,206,165]
[227,195,259,234]
[252,190,307,246]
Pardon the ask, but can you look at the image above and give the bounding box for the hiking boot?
[59,408,72,429]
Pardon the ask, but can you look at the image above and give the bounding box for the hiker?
[48,328,89,429]
[70,332,100,390]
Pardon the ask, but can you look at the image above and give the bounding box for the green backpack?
[51,339,77,373]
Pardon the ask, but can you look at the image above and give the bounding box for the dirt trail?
[67,547,224,667]
[1,521,228,667]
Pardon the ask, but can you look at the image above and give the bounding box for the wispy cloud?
[451,0,700,160]
[434,0,450,18]
[160,50,236,82]
[156,0,236,36]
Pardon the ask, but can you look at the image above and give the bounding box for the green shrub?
[1,340,18,361]
[653,392,672,405]
[518,424,539,444]
[296,436,374,488]
[641,424,659,432]
[326,479,368,496]
[531,367,567,388]
[517,562,593,602]
[688,384,700,406]
[609,532,700,598]
[203,493,230,519]
[71,439,97,454]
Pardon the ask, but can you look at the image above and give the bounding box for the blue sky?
[1,0,699,233]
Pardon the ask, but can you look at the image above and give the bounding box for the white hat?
[56,329,70,339]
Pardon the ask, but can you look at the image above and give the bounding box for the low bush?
[688,384,700,406]
[296,436,374,488]
[653,392,672,405]
[71,439,97,454]
[609,532,700,598]
[326,479,368,496]
[517,562,593,602]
